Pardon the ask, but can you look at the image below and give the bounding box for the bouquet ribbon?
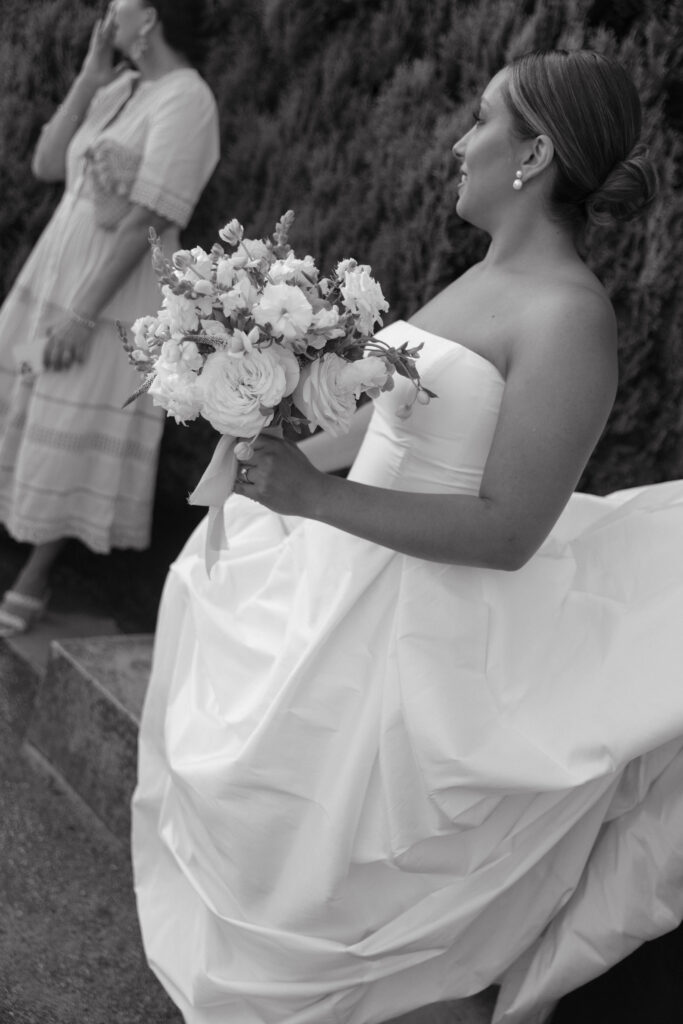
[187,434,238,575]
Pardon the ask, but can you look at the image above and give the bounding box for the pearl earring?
[512,170,524,191]
[131,30,149,63]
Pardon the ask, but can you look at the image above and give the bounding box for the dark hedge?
[1,0,681,504]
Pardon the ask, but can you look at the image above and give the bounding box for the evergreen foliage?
[1,0,681,500]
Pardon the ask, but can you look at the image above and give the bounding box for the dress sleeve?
[129,76,220,228]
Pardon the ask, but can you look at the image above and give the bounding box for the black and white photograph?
[1,1,682,1022]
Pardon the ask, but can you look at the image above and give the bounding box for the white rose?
[340,266,389,334]
[253,281,313,343]
[198,343,300,435]
[293,354,390,436]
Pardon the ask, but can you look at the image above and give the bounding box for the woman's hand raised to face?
[233,433,328,518]
[81,3,119,90]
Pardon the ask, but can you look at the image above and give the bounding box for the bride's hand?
[81,3,119,89]
[234,433,327,516]
[43,318,94,371]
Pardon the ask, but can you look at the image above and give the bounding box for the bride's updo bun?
[503,50,657,227]
[585,142,657,225]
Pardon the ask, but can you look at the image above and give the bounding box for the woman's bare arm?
[69,203,172,320]
[297,403,373,473]
[32,74,101,182]
[246,288,618,570]
[43,203,172,370]
[32,9,119,182]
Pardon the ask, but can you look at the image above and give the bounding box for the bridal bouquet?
[121,211,429,434]
[119,211,430,569]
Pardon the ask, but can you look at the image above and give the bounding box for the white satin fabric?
[133,322,683,1024]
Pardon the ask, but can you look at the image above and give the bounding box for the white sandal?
[0,589,50,638]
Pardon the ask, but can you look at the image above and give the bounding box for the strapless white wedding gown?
[132,322,683,1024]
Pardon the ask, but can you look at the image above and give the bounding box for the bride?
[132,49,683,1024]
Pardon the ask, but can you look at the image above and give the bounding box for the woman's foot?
[0,589,50,638]
[0,538,65,637]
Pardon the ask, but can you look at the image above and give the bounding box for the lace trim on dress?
[0,477,154,506]
[0,502,153,553]
[81,139,142,230]
[129,178,193,227]
[26,422,156,462]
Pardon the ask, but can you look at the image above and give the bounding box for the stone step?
[1,615,153,845]
[25,633,153,844]
[0,609,122,735]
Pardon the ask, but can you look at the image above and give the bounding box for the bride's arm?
[297,403,373,473]
[243,292,618,571]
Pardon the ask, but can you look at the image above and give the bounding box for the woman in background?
[133,48,683,1024]
[0,0,219,635]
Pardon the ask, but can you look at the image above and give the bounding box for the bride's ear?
[142,4,159,34]
[522,134,555,182]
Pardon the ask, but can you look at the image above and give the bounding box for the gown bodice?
[349,321,505,495]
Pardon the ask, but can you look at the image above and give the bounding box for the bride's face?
[452,69,524,229]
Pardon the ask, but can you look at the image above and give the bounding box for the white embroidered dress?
[0,68,219,552]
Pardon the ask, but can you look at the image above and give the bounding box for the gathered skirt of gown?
[132,322,683,1024]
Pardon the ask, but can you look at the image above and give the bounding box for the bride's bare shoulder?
[516,269,616,345]
[509,270,618,402]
